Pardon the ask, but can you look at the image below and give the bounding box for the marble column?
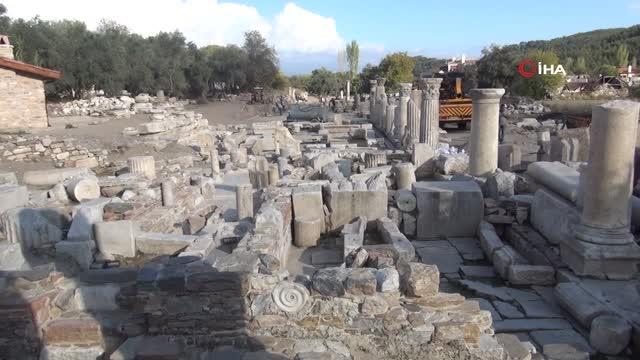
[563,100,640,279]
[406,98,421,146]
[128,156,156,179]
[394,163,416,190]
[386,102,397,136]
[375,78,387,129]
[236,183,254,220]
[365,151,387,168]
[346,80,351,101]
[369,79,378,122]
[420,78,443,147]
[210,149,220,178]
[394,83,412,140]
[161,181,175,207]
[468,88,505,177]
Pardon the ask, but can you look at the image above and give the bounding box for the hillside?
[512,25,640,70]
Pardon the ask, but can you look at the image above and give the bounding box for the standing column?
[161,181,175,207]
[346,80,351,101]
[375,78,387,129]
[563,100,640,279]
[406,98,421,146]
[394,83,412,140]
[420,78,443,147]
[210,149,220,178]
[369,79,378,122]
[386,102,397,136]
[468,89,505,177]
[236,183,254,220]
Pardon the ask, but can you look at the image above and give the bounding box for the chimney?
[0,35,14,59]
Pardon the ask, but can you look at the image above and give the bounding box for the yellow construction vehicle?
[439,73,473,129]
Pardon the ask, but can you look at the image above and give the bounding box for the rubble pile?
[1,80,639,359]
[502,98,548,116]
[0,134,107,168]
[50,93,191,117]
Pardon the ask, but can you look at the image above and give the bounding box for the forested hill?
[511,25,640,71]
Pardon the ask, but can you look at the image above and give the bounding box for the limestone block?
[477,221,505,258]
[589,315,631,355]
[292,185,324,228]
[74,284,120,311]
[324,184,387,231]
[94,220,139,258]
[293,217,322,248]
[377,217,415,262]
[344,268,377,295]
[507,265,555,286]
[23,167,91,186]
[55,240,95,270]
[362,295,389,315]
[436,153,469,175]
[1,207,66,249]
[67,198,113,242]
[236,184,254,220]
[498,144,522,171]
[397,261,439,297]
[48,183,69,204]
[530,189,579,245]
[39,346,104,360]
[375,267,400,292]
[342,216,366,261]
[414,181,484,239]
[413,143,437,179]
[65,176,100,202]
[0,184,28,214]
[486,170,516,200]
[492,245,528,279]
[136,232,197,255]
[312,267,347,296]
[402,213,416,237]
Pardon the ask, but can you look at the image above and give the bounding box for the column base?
[561,227,640,280]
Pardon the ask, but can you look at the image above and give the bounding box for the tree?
[184,42,210,101]
[307,68,338,96]
[573,56,588,75]
[358,64,381,94]
[206,44,249,94]
[243,30,278,88]
[476,44,521,88]
[288,75,311,90]
[271,71,289,90]
[512,50,565,99]
[616,44,629,67]
[598,64,618,76]
[412,56,446,80]
[378,52,415,91]
[345,40,359,90]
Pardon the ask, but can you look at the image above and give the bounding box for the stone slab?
[414,181,484,239]
[530,330,593,355]
[530,188,579,246]
[494,319,573,332]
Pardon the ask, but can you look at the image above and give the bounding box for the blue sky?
[5,0,640,74]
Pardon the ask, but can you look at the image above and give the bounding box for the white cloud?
[272,3,344,53]
[2,0,345,54]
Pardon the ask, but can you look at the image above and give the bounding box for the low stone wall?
[0,134,106,168]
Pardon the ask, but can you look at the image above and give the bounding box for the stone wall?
[0,68,49,128]
[0,134,106,168]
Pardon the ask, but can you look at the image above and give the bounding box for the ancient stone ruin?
[1,79,640,360]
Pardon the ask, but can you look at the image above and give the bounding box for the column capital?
[376,77,386,87]
[469,88,505,103]
[421,78,443,100]
[369,79,378,86]
[399,83,413,97]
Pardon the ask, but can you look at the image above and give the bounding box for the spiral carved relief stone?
[272,281,309,313]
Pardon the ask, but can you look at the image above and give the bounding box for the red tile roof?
[0,57,61,81]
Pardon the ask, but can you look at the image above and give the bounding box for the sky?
[3,0,640,74]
